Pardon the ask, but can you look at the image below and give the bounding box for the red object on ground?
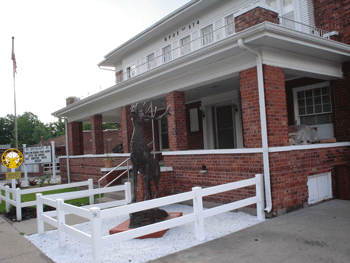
[109,212,183,239]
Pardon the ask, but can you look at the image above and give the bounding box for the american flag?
[12,36,17,75]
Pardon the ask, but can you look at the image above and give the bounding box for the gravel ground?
[25,204,263,263]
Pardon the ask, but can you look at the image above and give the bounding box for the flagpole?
[12,36,18,149]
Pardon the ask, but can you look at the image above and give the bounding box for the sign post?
[1,148,23,199]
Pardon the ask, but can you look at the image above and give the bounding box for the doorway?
[213,104,236,149]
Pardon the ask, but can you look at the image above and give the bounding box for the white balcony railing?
[114,17,331,85]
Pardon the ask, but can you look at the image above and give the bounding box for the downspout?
[64,118,71,183]
[238,39,272,213]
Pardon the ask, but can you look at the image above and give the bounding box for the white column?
[51,141,56,183]
[22,144,29,186]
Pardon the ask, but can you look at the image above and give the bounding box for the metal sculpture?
[130,102,171,203]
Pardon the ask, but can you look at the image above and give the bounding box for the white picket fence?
[0,179,94,221]
[36,174,264,263]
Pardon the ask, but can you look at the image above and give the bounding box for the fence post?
[5,186,10,213]
[36,193,44,234]
[56,199,67,246]
[16,188,22,221]
[192,187,205,241]
[125,182,131,204]
[255,174,265,220]
[90,207,103,263]
[88,179,94,205]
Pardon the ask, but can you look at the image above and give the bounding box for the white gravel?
[25,204,263,263]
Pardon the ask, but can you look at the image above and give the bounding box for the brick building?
[52,0,350,216]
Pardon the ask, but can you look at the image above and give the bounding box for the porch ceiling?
[53,22,350,123]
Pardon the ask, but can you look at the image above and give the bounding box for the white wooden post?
[36,193,44,234]
[90,207,103,263]
[16,188,21,221]
[56,199,67,246]
[5,186,10,213]
[192,186,205,241]
[255,174,265,220]
[88,179,94,205]
[125,182,132,203]
[51,141,56,183]
[23,144,29,186]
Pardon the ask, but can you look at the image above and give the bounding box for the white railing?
[37,174,264,263]
[0,179,94,221]
[279,16,330,39]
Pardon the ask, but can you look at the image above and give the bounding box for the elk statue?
[130,102,171,203]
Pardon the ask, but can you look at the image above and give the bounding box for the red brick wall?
[121,105,133,153]
[59,156,128,185]
[235,7,279,33]
[83,130,122,154]
[163,153,263,204]
[331,62,350,142]
[90,115,104,154]
[313,0,350,44]
[166,91,188,151]
[270,146,350,213]
[240,67,262,148]
[68,122,84,155]
[263,65,290,147]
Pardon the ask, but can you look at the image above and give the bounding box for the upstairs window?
[180,35,191,56]
[201,24,214,46]
[147,53,156,70]
[225,14,235,36]
[162,45,172,63]
[127,64,136,79]
[265,0,296,29]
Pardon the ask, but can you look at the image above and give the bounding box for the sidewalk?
[0,199,348,263]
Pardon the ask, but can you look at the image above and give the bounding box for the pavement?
[0,199,348,263]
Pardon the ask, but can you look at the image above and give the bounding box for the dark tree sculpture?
[130,102,171,203]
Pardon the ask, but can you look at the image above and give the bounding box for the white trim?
[58,153,130,159]
[269,142,350,152]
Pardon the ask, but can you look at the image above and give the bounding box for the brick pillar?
[90,115,104,154]
[67,122,84,155]
[235,7,279,33]
[263,65,289,147]
[331,62,350,142]
[240,67,262,148]
[166,91,188,151]
[120,105,133,153]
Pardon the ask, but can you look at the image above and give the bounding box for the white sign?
[24,146,52,164]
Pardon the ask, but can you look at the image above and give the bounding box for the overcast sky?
[0,0,191,123]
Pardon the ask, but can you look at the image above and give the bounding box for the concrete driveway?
[150,200,350,263]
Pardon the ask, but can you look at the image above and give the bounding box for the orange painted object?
[109,212,183,239]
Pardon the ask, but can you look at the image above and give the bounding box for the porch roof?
[52,22,350,123]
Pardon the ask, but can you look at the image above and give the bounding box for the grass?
[0,187,100,214]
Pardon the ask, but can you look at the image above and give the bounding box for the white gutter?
[238,38,272,213]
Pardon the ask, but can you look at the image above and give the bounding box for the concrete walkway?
[150,200,350,263]
[0,199,348,262]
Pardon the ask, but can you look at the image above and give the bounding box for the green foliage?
[0,114,14,145]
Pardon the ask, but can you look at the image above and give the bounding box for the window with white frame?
[147,53,156,70]
[225,14,235,36]
[180,35,191,56]
[162,45,172,63]
[127,64,136,79]
[294,84,332,126]
[265,0,296,29]
[201,24,214,46]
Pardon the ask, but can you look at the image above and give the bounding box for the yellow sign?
[6,172,21,180]
[1,148,23,169]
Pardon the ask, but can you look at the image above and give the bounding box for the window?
[162,45,172,63]
[127,64,136,79]
[296,85,332,126]
[265,0,296,29]
[160,118,169,150]
[201,24,214,46]
[265,0,278,9]
[225,15,235,36]
[147,53,156,70]
[180,35,191,56]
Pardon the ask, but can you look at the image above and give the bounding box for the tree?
[0,115,14,145]
[49,119,65,138]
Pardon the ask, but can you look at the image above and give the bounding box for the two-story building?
[52,0,350,216]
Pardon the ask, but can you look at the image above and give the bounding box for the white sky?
[0,0,191,124]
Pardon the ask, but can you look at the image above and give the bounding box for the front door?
[214,104,236,149]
